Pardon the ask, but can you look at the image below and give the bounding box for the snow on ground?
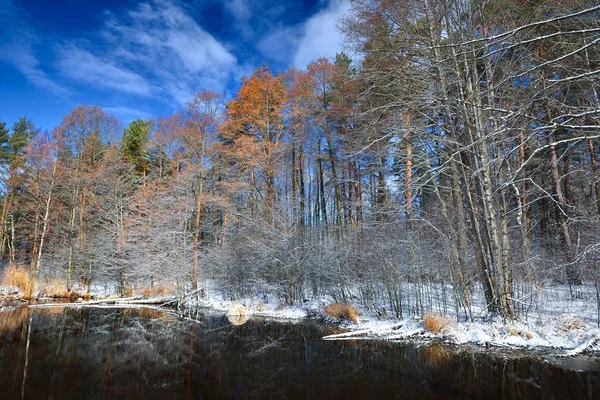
[181,281,600,355]
[346,314,600,353]
[0,285,21,297]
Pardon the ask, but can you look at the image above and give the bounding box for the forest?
[1,0,600,322]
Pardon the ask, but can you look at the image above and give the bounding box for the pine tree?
[122,119,151,176]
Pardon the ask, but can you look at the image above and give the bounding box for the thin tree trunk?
[318,159,327,225]
[588,139,600,214]
[516,129,533,262]
[404,113,414,231]
[549,142,581,284]
[325,130,344,231]
[193,140,206,290]
[0,169,13,260]
[291,145,298,227]
[27,159,57,298]
[299,150,306,228]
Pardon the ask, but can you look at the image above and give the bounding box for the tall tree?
[0,117,38,262]
[222,66,287,225]
[54,105,120,291]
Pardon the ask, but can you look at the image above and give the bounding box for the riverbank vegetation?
[1,0,600,334]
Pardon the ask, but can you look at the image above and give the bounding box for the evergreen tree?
[9,117,37,168]
[122,118,151,174]
[0,121,10,165]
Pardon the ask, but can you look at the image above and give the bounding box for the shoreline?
[2,289,599,358]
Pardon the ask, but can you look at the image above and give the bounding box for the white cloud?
[94,0,237,105]
[58,46,152,96]
[292,0,350,68]
[166,30,236,73]
[103,106,153,123]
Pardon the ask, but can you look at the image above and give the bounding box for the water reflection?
[227,312,249,326]
[0,307,599,399]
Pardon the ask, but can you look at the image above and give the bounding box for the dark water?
[0,307,599,400]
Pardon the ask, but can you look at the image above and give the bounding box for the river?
[0,306,599,399]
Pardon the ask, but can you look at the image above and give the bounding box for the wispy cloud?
[1,0,351,124]
[0,0,15,16]
[103,106,153,123]
[0,2,67,95]
[58,45,152,96]
[256,25,301,65]
[224,0,252,36]
[93,0,238,106]
[11,43,68,95]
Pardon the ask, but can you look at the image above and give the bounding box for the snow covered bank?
[180,282,600,355]
[185,292,600,355]
[4,279,600,355]
[334,315,600,355]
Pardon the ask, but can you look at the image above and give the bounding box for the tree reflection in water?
[0,307,598,399]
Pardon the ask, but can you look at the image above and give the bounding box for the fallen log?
[323,328,373,340]
[28,296,179,308]
[385,329,425,340]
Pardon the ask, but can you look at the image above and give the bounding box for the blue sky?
[0,0,350,132]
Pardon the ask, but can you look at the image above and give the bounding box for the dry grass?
[39,278,67,298]
[37,279,85,301]
[505,325,533,340]
[140,284,173,299]
[506,326,520,336]
[122,285,133,298]
[1,265,31,293]
[423,314,452,334]
[324,303,359,323]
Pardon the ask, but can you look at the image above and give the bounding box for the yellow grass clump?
[423,314,452,334]
[140,284,173,299]
[505,326,519,336]
[1,265,31,293]
[324,303,359,323]
[505,325,534,340]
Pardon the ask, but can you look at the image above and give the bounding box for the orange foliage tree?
[220,66,287,225]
